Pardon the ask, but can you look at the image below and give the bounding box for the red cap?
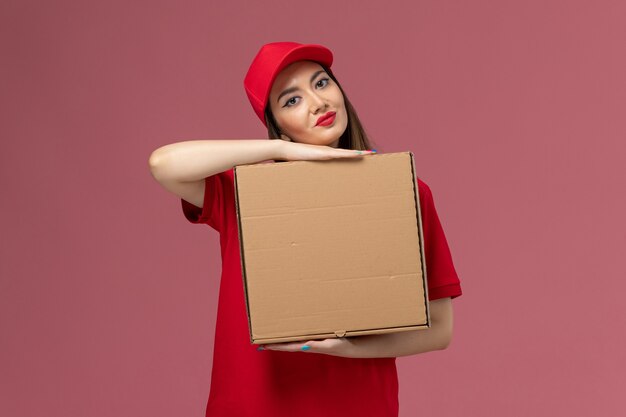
[244,42,334,127]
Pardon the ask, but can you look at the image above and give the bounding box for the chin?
[325,126,347,145]
[318,133,342,147]
[303,124,346,146]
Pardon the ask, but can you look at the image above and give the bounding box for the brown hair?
[263,64,379,152]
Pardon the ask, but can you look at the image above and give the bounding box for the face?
[268,60,348,148]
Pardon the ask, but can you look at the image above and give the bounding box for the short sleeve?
[417,178,463,301]
[180,169,231,232]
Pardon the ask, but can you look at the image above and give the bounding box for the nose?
[309,91,328,114]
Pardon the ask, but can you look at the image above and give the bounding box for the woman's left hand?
[261,337,357,358]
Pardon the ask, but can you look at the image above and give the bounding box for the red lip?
[316,111,336,126]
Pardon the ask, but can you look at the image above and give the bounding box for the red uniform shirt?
[181,166,462,417]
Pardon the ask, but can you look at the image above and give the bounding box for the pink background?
[1,1,625,416]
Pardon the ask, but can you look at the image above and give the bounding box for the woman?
[149,42,463,417]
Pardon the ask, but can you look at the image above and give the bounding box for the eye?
[316,78,330,88]
[283,96,300,108]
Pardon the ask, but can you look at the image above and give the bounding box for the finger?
[311,339,338,349]
[332,150,373,159]
[302,339,334,350]
[347,149,376,157]
[276,341,314,352]
[265,342,304,352]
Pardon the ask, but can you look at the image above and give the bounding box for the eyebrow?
[276,70,326,103]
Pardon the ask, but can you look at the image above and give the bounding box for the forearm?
[346,298,454,358]
[348,325,451,359]
[148,139,284,182]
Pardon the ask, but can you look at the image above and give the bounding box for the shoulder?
[416,177,434,201]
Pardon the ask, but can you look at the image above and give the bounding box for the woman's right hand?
[276,139,375,162]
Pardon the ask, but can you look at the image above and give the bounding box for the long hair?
[264,64,378,152]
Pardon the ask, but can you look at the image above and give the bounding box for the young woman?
[148,42,463,417]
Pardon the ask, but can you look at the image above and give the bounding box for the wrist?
[348,335,378,358]
[271,138,287,160]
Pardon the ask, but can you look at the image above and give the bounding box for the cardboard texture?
[233,151,430,344]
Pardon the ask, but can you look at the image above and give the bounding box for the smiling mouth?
[316,111,336,126]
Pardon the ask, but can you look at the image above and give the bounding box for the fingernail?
[301,345,311,351]
[371,149,377,153]
[257,346,265,351]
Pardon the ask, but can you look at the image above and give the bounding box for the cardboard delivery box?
[233,151,430,345]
